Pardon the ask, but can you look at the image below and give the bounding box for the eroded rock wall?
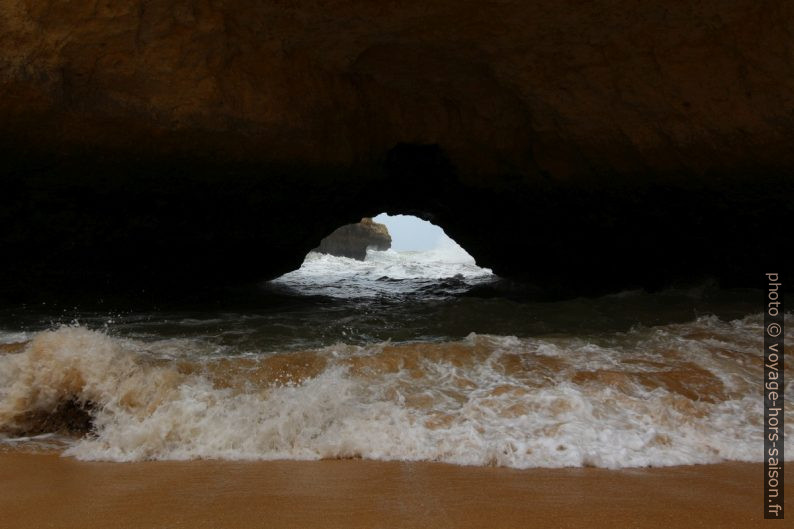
[0,1,791,299]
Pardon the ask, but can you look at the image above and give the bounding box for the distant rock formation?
[314,218,391,260]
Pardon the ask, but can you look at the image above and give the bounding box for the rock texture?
[315,218,391,260]
[0,1,792,299]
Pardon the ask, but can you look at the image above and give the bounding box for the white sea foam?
[271,248,493,298]
[0,330,30,344]
[0,315,790,467]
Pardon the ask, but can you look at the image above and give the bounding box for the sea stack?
[314,218,391,260]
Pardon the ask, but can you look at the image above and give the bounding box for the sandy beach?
[0,451,782,529]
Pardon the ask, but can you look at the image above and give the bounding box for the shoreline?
[0,451,783,528]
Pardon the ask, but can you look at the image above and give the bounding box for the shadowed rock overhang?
[0,0,791,300]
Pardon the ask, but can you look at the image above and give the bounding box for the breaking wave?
[269,248,493,299]
[1,314,790,468]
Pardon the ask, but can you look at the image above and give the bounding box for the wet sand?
[0,452,782,529]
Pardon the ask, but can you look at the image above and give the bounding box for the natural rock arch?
[0,0,791,300]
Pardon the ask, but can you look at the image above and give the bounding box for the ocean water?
[0,249,790,468]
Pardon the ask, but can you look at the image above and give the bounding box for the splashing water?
[1,312,790,467]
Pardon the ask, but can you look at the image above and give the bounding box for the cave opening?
[269,213,493,299]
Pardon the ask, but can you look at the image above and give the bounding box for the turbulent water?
[0,249,790,468]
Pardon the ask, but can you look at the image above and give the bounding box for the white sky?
[373,213,448,251]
